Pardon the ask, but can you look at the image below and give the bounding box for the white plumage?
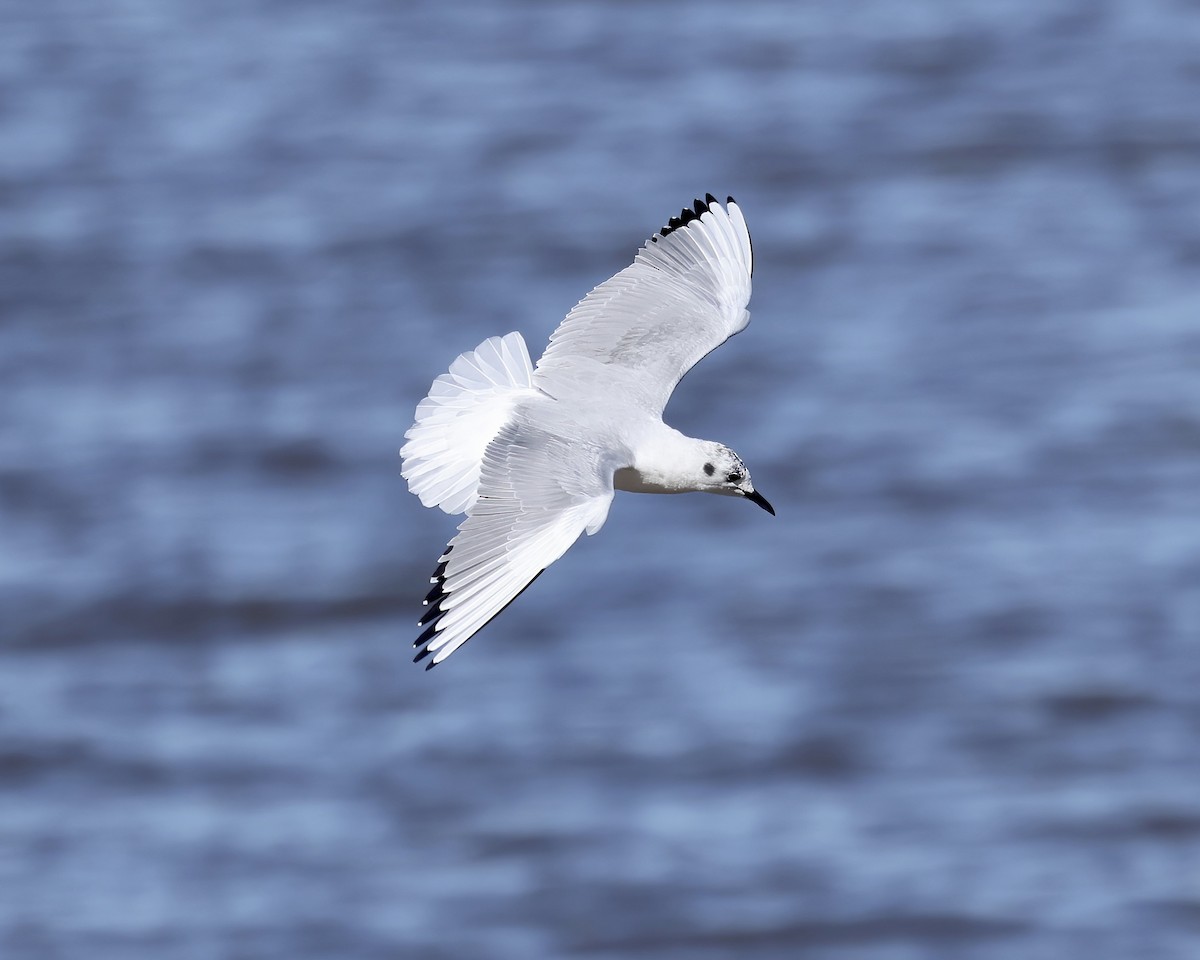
[400,195,771,667]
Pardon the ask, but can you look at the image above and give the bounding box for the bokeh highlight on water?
[2,2,1198,958]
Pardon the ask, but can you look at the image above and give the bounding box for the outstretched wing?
[533,195,753,415]
[413,413,616,668]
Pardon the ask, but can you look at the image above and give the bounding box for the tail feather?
[401,332,536,515]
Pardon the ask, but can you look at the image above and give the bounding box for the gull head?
[697,442,775,515]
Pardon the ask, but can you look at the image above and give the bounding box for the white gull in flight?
[400,195,773,667]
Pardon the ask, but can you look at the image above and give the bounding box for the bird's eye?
[703,463,715,476]
[727,471,741,483]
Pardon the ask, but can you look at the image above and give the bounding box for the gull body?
[401,195,772,667]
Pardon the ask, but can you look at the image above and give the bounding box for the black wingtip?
[414,621,440,650]
[431,544,453,579]
[660,201,707,238]
[412,569,548,671]
[658,194,737,239]
[421,541,451,623]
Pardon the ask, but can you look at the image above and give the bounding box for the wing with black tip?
[533,195,754,415]
[413,416,616,668]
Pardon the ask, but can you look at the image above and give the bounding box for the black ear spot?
[703,462,715,476]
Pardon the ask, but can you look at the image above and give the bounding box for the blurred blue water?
[2,1,1199,958]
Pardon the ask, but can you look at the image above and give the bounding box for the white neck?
[613,422,707,494]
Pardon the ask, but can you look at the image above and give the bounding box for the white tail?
[401,332,537,515]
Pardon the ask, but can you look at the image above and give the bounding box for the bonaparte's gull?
[401,195,773,667]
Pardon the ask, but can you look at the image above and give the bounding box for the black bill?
[744,488,775,516]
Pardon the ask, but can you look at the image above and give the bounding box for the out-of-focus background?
[3,2,1198,958]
